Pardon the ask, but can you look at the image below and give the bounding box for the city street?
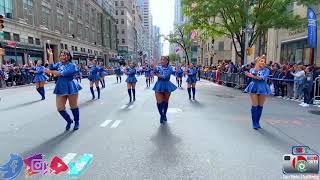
[0,75,320,179]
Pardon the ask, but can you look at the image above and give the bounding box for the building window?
[35,38,40,45]
[56,13,63,31]
[60,43,64,49]
[68,0,74,16]
[76,2,82,20]
[0,0,13,18]
[13,33,20,42]
[65,44,68,49]
[28,37,34,44]
[3,31,10,40]
[120,1,124,6]
[69,19,74,34]
[75,46,78,51]
[121,10,124,15]
[56,0,63,10]
[71,46,75,51]
[121,19,124,24]
[121,29,125,34]
[23,0,34,25]
[116,19,118,24]
[91,8,96,26]
[115,10,118,15]
[115,1,118,6]
[116,39,119,44]
[41,6,51,28]
[218,42,224,51]
[132,10,135,14]
[122,39,125,44]
[85,4,89,23]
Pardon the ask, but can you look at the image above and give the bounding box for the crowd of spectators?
[200,61,320,106]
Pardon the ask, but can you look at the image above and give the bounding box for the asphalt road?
[0,75,319,180]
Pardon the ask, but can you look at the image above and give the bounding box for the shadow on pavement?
[150,125,182,166]
[20,131,75,157]
[0,100,42,111]
[189,100,204,107]
[78,100,95,108]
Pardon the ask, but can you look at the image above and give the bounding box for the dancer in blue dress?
[99,62,108,88]
[244,56,272,130]
[125,63,138,102]
[143,64,152,87]
[186,64,198,100]
[114,66,123,83]
[45,49,81,131]
[88,59,101,100]
[75,64,83,83]
[30,60,48,100]
[153,56,177,124]
[175,65,184,88]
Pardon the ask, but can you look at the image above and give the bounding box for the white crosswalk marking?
[62,153,77,164]
[100,120,113,127]
[110,120,122,128]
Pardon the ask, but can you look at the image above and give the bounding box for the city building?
[174,0,185,26]
[132,2,146,64]
[0,0,117,66]
[152,25,161,61]
[114,0,137,61]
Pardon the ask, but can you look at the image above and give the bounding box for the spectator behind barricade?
[301,66,314,107]
[272,64,282,96]
[284,64,295,99]
[291,65,305,100]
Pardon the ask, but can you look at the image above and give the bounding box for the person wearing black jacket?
[284,65,295,99]
[272,65,282,96]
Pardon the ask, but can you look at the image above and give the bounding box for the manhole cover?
[309,110,320,115]
[216,94,235,98]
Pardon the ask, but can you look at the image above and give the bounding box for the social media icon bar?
[0,154,23,180]
[283,154,319,174]
[23,153,48,176]
[292,146,312,155]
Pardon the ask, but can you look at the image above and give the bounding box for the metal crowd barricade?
[314,76,320,105]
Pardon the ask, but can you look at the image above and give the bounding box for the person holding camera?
[152,56,177,124]
[244,56,272,130]
[45,49,81,131]
[125,62,138,102]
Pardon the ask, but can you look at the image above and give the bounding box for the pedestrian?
[88,59,101,100]
[152,56,177,124]
[125,62,138,102]
[143,64,152,88]
[291,65,305,101]
[175,65,184,88]
[301,66,313,107]
[114,65,123,83]
[99,62,108,89]
[30,59,48,100]
[186,63,198,100]
[45,49,81,131]
[244,56,272,130]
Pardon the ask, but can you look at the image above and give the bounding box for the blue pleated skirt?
[100,72,108,77]
[54,79,81,96]
[244,81,272,95]
[153,80,177,93]
[33,74,48,83]
[186,76,197,83]
[126,76,138,83]
[88,74,100,81]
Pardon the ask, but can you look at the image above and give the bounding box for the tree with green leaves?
[183,0,319,64]
[168,53,179,64]
[167,25,193,65]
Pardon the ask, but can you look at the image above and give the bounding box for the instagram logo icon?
[23,154,48,176]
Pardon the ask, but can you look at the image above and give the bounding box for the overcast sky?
[150,0,174,55]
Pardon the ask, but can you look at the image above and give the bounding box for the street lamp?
[243,0,257,65]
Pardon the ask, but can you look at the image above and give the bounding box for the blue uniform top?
[186,67,198,83]
[175,68,184,77]
[49,62,80,95]
[99,66,108,77]
[125,67,138,83]
[144,67,152,77]
[88,65,101,81]
[114,67,122,76]
[33,66,48,83]
[152,65,177,92]
[244,67,272,95]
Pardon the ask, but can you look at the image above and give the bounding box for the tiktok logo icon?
[0,154,23,180]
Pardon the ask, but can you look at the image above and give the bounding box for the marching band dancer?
[125,63,138,102]
[99,62,108,89]
[152,56,177,124]
[186,63,198,100]
[244,56,271,130]
[30,60,48,100]
[88,59,101,100]
[45,49,82,130]
[114,66,123,83]
[175,66,184,88]
[144,64,152,87]
[75,64,83,83]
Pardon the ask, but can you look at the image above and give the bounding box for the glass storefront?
[280,39,314,65]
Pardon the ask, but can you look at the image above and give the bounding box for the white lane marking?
[120,105,128,109]
[128,104,134,109]
[110,120,122,128]
[167,108,183,114]
[100,120,113,127]
[62,153,77,164]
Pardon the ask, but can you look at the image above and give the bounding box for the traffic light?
[0,15,4,30]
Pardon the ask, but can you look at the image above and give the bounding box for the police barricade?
[314,76,320,105]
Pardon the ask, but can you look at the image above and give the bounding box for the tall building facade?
[132,1,146,64]
[0,0,117,65]
[152,25,161,61]
[174,0,185,26]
